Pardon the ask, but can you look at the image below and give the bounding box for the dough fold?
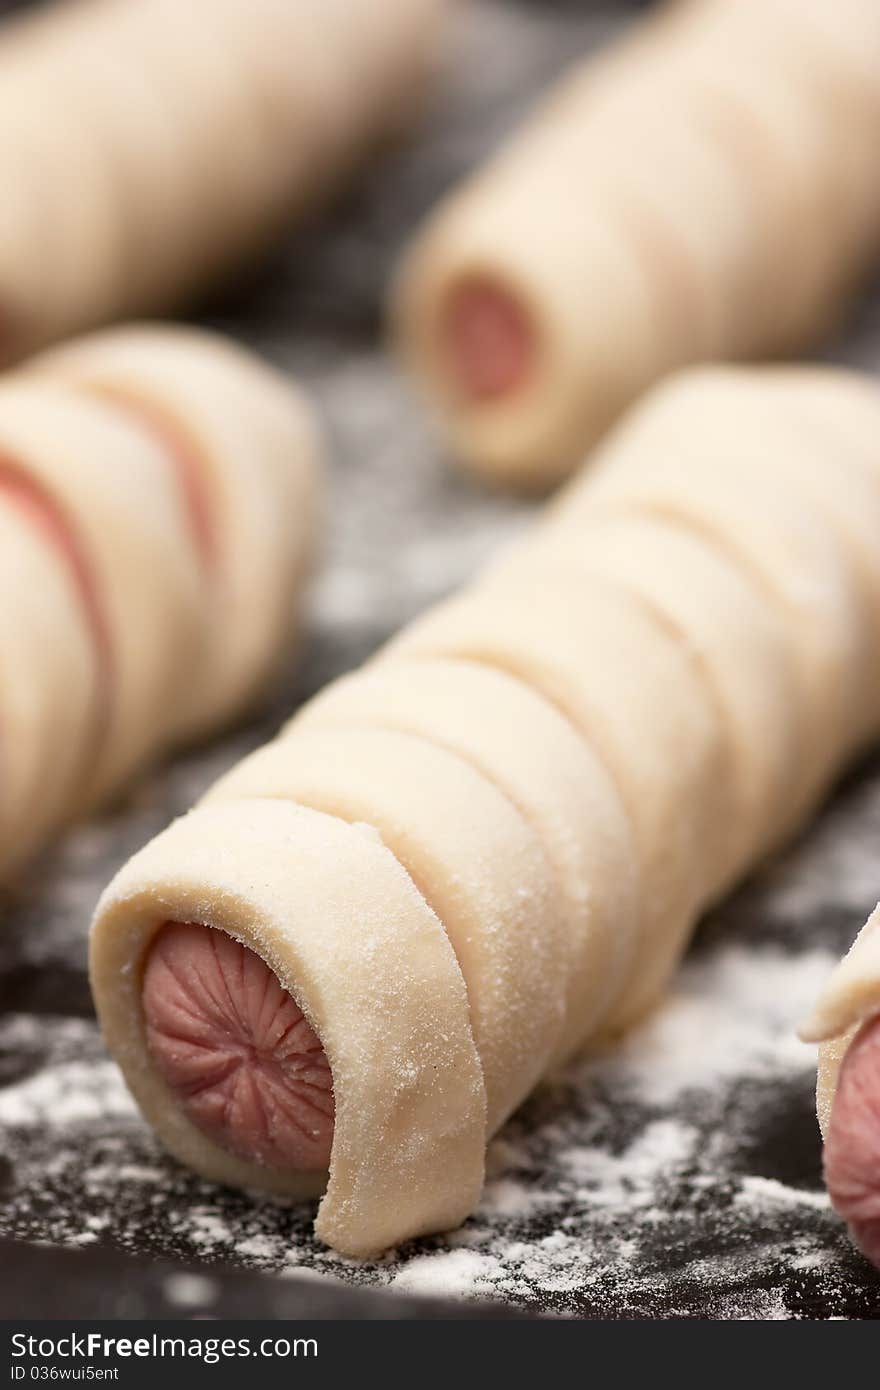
[802,906,880,1137]
[289,658,640,1060]
[204,727,568,1132]
[506,508,801,889]
[390,578,731,1030]
[0,497,93,866]
[32,326,321,739]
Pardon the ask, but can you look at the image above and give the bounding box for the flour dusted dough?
[89,799,486,1259]
[35,326,321,738]
[92,363,880,1256]
[802,906,880,1137]
[289,657,639,1059]
[0,498,93,867]
[389,578,730,1030]
[204,727,567,1131]
[513,509,802,888]
[0,325,321,876]
[570,377,869,827]
[394,0,880,486]
[0,382,202,805]
[762,368,880,476]
[0,0,448,358]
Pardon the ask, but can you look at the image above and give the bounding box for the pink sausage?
[441,276,535,401]
[824,1014,880,1268]
[142,922,335,1172]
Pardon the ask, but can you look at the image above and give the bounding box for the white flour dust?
[0,935,856,1317]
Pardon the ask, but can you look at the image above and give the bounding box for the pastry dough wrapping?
[91,363,880,1255]
[0,325,321,876]
[91,799,486,1259]
[393,0,880,487]
[503,509,802,890]
[0,0,448,357]
[288,658,640,1061]
[204,726,569,1132]
[557,375,870,829]
[802,906,880,1137]
[0,383,203,805]
[34,326,322,740]
[389,579,731,1033]
[0,497,94,867]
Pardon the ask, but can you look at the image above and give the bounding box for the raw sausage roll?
[0,0,447,359]
[91,363,880,1257]
[802,908,880,1268]
[0,324,321,875]
[393,0,880,488]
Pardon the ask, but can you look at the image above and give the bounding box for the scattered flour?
[0,926,854,1318]
[0,1060,135,1128]
[594,945,834,1107]
[392,1249,500,1299]
[185,1210,238,1250]
[736,1177,832,1213]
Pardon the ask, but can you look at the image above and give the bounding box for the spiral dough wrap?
[90,363,880,1257]
[0,323,321,876]
[394,0,880,488]
[0,0,448,359]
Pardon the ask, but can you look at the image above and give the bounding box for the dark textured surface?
[0,1239,521,1320]
[2,0,880,1321]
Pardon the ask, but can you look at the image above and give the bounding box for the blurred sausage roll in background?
[0,324,321,878]
[0,0,448,359]
[393,0,880,488]
[90,362,880,1258]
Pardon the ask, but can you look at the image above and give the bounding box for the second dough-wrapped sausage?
[394,0,880,487]
[0,324,321,875]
